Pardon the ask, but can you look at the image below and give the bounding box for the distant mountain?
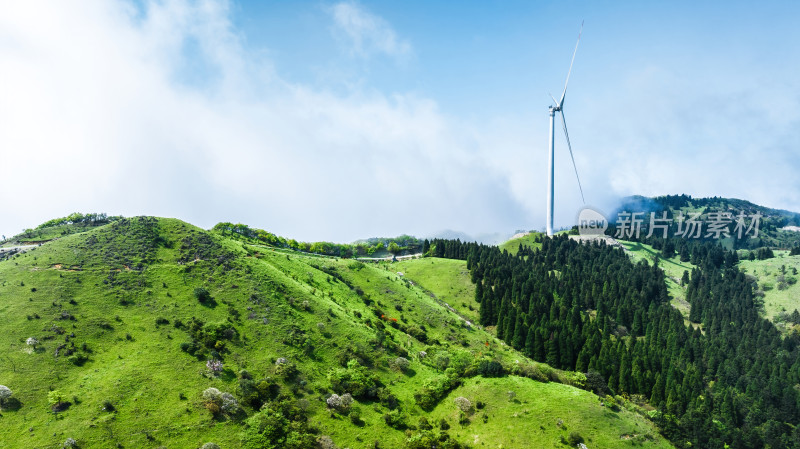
[428,229,514,246]
[606,194,800,250]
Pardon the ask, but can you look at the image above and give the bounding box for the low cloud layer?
[0,1,529,242]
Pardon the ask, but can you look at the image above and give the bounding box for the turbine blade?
[549,92,559,106]
[559,20,583,107]
[560,109,585,204]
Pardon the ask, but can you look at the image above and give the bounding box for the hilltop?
[611,194,800,250]
[0,216,672,449]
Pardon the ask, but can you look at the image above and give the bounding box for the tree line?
[212,222,422,258]
[428,236,800,448]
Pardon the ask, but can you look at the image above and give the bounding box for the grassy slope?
[0,218,672,448]
[498,233,543,256]
[393,258,479,324]
[390,257,671,449]
[433,377,672,449]
[620,241,800,332]
[2,222,109,246]
[738,251,800,328]
[618,241,697,322]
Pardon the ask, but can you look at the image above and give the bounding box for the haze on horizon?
[1,0,799,243]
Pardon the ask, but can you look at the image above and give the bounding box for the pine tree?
[546,333,559,367]
[524,324,536,358]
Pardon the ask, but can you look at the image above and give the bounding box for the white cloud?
[0,0,523,242]
[329,1,411,60]
[2,1,798,243]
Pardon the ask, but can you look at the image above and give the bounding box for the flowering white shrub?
[326,393,353,412]
[454,396,472,412]
[326,394,342,409]
[202,387,222,403]
[316,435,339,449]
[206,359,223,374]
[390,357,410,372]
[220,392,239,414]
[26,337,39,348]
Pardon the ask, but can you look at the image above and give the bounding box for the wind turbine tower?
[546,22,586,236]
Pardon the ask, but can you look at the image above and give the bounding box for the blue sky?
[1,1,799,242]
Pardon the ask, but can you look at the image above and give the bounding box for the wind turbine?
[546,21,586,236]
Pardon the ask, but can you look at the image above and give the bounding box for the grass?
[430,376,673,449]
[0,217,674,448]
[2,222,109,246]
[616,241,698,324]
[738,250,800,326]
[393,257,479,324]
[499,232,543,256]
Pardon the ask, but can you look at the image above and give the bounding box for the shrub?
[326,393,353,412]
[405,430,465,449]
[62,438,78,448]
[241,399,316,449]
[515,362,548,382]
[584,371,609,396]
[414,376,454,410]
[417,416,432,430]
[220,393,240,415]
[557,371,586,388]
[26,337,39,349]
[316,436,339,449]
[454,397,472,413]
[48,390,67,409]
[0,385,12,406]
[202,387,240,418]
[328,360,378,399]
[202,387,222,403]
[377,387,399,410]
[274,360,299,379]
[206,359,224,375]
[194,287,212,304]
[383,409,408,429]
[390,357,410,373]
[476,360,504,377]
[205,402,221,415]
[200,444,221,449]
[68,353,89,366]
[568,431,584,445]
[349,406,363,425]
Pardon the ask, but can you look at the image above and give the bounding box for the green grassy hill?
[498,232,543,256]
[0,217,673,449]
[616,238,800,334]
[738,250,800,331]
